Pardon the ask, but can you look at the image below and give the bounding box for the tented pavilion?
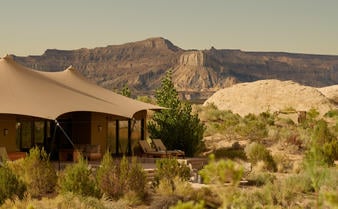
[0,55,163,160]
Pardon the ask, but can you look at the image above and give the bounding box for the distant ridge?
[12,37,338,100]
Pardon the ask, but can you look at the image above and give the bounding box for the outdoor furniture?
[0,147,26,162]
[59,148,74,161]
[138,140,167,158]
[74,144,102,161]
[152,139,185,157]
[7,152,26,161]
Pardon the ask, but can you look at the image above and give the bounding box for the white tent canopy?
[0,55,162,120]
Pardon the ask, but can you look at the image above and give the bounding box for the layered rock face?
[12,37,338,100]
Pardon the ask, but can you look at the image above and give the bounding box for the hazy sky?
[1,0,338,56]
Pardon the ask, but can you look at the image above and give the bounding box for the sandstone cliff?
[11,37,338,100]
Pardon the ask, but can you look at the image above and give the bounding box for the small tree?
[305,119,337,166]
[120,84,131,97]
[148,71,205,156]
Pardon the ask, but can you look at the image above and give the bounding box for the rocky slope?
[317,85,338,104]
[11,37,338,100]
[204,80,337,116]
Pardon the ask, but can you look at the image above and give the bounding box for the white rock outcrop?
[204,80,337,116]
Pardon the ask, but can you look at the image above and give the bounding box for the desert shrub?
[59,156,100,198]
[303,160,337,198]
[198,103,240,123]
[0,193,130,209]
[58,192,106,209]
[236,114,268,141]
[201,106,242,137]
[246,172,276,186]
[193,187,221,209]
[214,146,247,160]
[169,200,205,209]
[199,155,243,186]
[0,165,26,204]
[230,188,274,209]
[245,142,277,172]
[334,121,338,137]
[258,111,276,126]
[273,153,293,173]
[305,119,338,166]
[264,173,314,207]
[324,109,338,118]
[149,195,182,209]
[10,147,57,198]
[156,177,193,198]
[96,154,146,201]
[155,158,191,184]
[321,191,338,209]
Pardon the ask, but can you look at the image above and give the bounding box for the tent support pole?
[50,122,60,170]
[54,120,75,148]
[128,119,132,156]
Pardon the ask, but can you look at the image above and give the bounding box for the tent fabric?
[0,55,163,119]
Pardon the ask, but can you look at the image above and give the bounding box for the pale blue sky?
[1,0,338,56]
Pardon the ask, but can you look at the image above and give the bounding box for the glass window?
[20,121,32,150]
[119,121,129,155]
[16,119,48,151]
[107,120,116,154]
[34,121,45,145]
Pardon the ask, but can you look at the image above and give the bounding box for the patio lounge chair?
[138,140,167,158]
[152,139,185,157]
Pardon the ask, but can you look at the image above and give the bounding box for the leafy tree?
[148,71,205,156]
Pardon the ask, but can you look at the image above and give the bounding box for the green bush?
[96,154,146,200]
[246,172,276,186]
[193,187,221,209]
[169,200,205,209]
[10,147,57,198]
[305,119,338,166]
[0,165,26,204]
[156,177,193,198]
[230,188,273,209]
[214,146,247,161]
[155,158,191,184]
[264,173,314,207]
[245,142,277,172]
[59,156,100,198]
[273,153,293,173]
[236,114,268,141]
[199,155,243,186]
[324,109,338,118]
[149,195,182,209]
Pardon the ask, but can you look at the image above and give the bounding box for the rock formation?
[204,80,337,116]
[11,37,338,100]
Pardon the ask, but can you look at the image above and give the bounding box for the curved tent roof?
[0,55,163,119]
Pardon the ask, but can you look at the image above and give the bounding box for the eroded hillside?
[12,37,338,99]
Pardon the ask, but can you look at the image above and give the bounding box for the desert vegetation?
[1,74,337,208]
[1,103,337,208]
